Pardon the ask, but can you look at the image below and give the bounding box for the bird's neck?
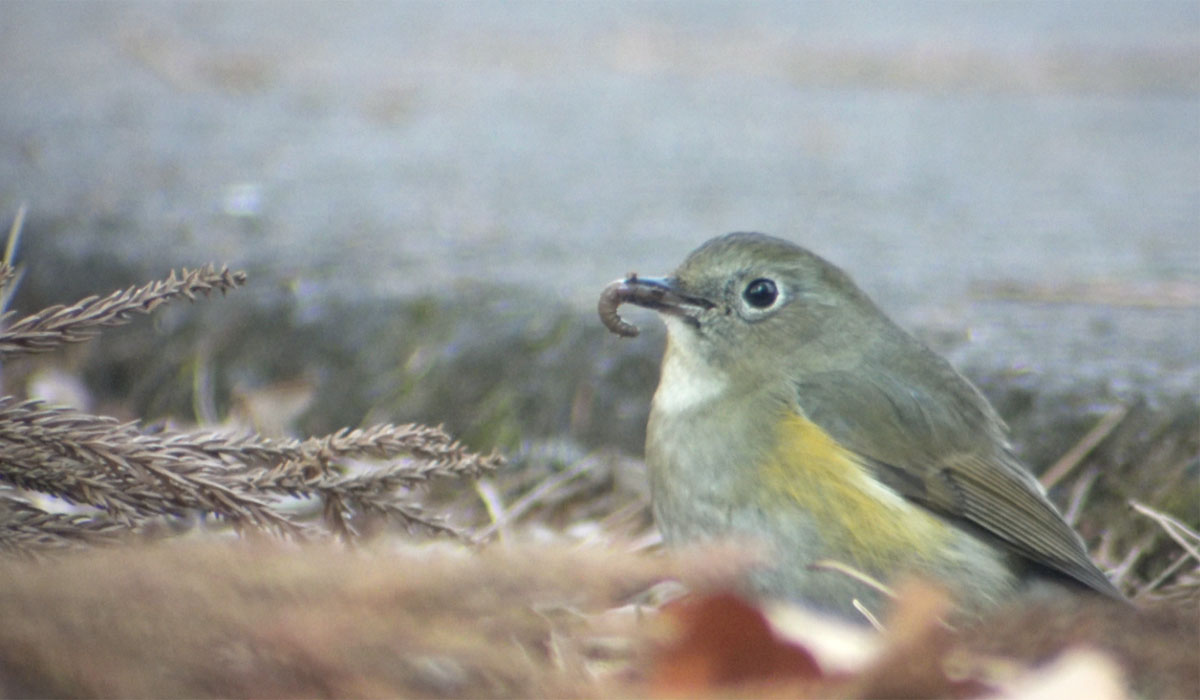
[651,332,732,417]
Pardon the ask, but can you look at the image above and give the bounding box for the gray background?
[1,2,1196,457]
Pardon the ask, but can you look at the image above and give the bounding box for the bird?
[599,231,1124,621]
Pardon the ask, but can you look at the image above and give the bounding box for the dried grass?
[0,233,502,556]
[0,541,690,698]
[0,207,1194,698]
[0,542,1192,699]
[0,265,245,355]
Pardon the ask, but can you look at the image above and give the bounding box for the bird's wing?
[794,368,1123,599]
[867,450,1123,597]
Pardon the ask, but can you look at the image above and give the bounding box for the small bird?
[599,232,1124,621]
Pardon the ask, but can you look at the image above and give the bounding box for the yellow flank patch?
[759,411,949,569]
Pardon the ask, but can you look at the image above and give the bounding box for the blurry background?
[0,1,1196,467]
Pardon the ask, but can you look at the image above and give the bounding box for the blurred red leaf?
[648,591,823,695]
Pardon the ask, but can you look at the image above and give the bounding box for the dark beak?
[598,274,713,338]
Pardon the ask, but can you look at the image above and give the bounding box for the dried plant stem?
[0,497,127,554]
[1139,551,1194,595]
[0,206,27,311]
[852,598,885,632]
[0,396,504,554]
[1130,500,1200,564]
[1041,404,1128,488]
[1105,530,1153,587]
[810,558,898,599]
[0,265,246,355]
[473,456,594,542]
[3,205,24,267]
[0,259,502,555]
[0,263,16,298]
[0,398,302,535]
[1062,467,1099,528]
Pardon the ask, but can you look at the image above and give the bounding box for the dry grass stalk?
[0,397,300,535]
[0,496,127,554]
[0,265,245,355]
[0,262,17,297]
[1128,500,1200,599]
[1129,500,1200,561]
[472,454,598,542]
[0,206,28,313]
[0,396,504,553]
[0,264,502,556]
[1041,404,1129,489]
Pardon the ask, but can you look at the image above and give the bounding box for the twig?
[0,205,27,311]
[473,477,507,539]
[810,558,897,599]
[1130,500,1200,563]
[472,457,595,543]
[1137,551,1193,596]
[1040,404,1128,488]
[3,204,24,268]
[1061,467,1099,527]
[1105,532,1151,587]
[852,599,885,632]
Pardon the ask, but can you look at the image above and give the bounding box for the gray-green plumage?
[622,232,1122,619]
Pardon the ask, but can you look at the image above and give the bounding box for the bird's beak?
[599,274,713,338]
[620,276,712,318]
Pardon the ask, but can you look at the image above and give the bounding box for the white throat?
[651,317,729,415]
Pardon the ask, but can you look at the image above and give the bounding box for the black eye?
[742,278,778,309]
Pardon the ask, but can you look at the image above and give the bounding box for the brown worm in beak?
[597,273,645,338]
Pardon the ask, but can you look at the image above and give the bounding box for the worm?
[598,273,643,338]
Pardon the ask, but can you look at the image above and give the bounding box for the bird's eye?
[742,278,778,309]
